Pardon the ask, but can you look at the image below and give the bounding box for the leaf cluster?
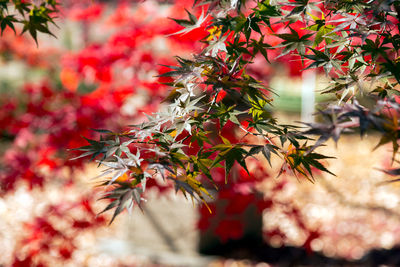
[71,0,400,222]
[0,0,58,44]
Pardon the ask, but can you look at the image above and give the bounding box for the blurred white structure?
[301,70,316,123]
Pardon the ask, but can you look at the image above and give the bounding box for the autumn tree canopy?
[68,0,400,222]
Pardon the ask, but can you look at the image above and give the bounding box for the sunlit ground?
[260,132,396,260]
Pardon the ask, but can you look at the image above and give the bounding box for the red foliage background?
[2,1,396,266]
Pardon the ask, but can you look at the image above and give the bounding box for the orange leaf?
[60,68,79,92]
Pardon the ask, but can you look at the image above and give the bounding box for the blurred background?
[1,1,400,266]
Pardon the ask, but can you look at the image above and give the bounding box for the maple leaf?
[168,9,208,36]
